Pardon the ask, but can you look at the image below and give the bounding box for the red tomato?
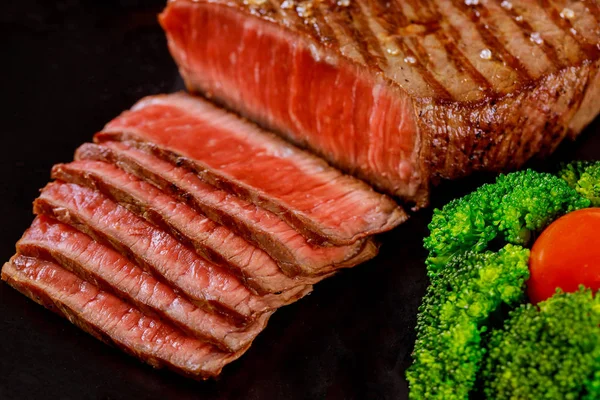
[528,207,600,304]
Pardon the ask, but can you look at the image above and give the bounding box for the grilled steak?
[52,160,322,293]
[160,0,600,206]
[96,93,407,245]
[76,142,379,277]
[2,255,245,379]
[34,182,308,323]
[17,216,269,352]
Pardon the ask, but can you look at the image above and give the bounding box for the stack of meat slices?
[2,93,406,379]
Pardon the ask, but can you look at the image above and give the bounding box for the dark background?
[2,1,599,399]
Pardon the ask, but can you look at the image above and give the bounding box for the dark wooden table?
[2,1,599,399]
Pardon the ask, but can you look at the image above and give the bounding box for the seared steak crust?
[161,0,600,206]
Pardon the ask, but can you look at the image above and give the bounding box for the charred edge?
[172,149,404,246]
[2,265,155,368]
[78,144,310,277]
[538,0,600,59]
[451,0,533,82]
[96,133,345,246]
[32,196,251,327]
[102,143,379,278]
[51,164,273,296]
[16,243,122,310]
[174,154,334,245]
[61,162,312,302]
[15,242,239,352]
[342,238,380,267]
[367,0,454,100]
[492,0,564,69]
[19,242,159,324]
[155,176,309,276]
[414,0,496,96]
[569,61,596,129]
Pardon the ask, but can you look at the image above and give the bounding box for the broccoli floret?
[559,161,590,188]
[424,186,500,273]
[492,172,590,244]
[425,170,589,275]
[584,369,600,400]
[482,288,600,400]
[558,161,600,207]
[407,245,530,400]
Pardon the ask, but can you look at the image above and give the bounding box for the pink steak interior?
[160,1,423,201]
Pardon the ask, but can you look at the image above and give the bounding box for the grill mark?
[415,0,495,95]
[492,0,564,69]
[582,0,600,23]
[418,0,492,165]
[348,1,388,68]
[538,0,600,59]
[387,1,433,67]
[271,0,347,64]
[450,0,533,82]
[331,7,380,68]
[367,0,454,100]
[409,37,433,68]
[310,5,340,48]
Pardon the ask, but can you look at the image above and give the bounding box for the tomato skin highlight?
[528,208,600,304]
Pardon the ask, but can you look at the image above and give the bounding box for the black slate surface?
[2,1,599,399]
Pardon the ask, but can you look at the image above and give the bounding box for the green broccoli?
[424,186,499,273]
[482,288,600,400]
[425,170,589,276]
[584,369,600,400]
[407,245,530,400]
[558,161,600,207]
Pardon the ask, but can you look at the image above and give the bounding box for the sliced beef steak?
[96,92,407,245]
[76,142,379,276]
[34,182,306,323]
[51,160,321,293]
[17,216,268,352]
[2,255,244,379]
[160,0,600,206]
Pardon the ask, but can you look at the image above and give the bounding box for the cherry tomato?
[528,207,600,304]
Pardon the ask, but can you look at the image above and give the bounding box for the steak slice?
[17,216,268,352]
[34,182,306,324]
[76,142,379,277]
[159,0,600,206]
[96,92,407,246]
[2,255,244,379]
[51,160,320,293]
